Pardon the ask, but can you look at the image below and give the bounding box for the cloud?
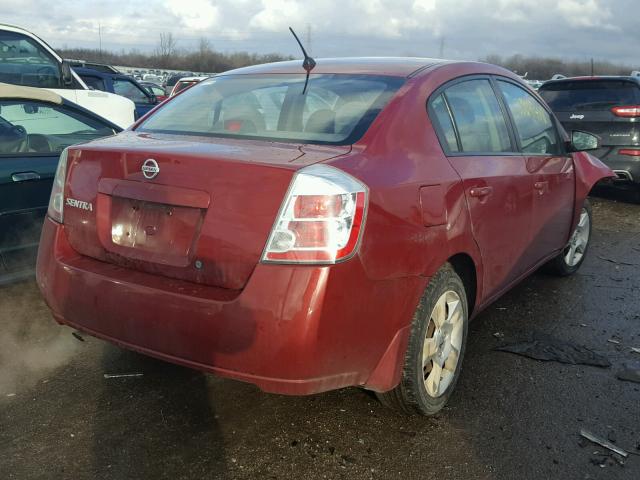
[1,0,638,64]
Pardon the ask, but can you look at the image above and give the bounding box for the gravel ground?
[1,194,639,480]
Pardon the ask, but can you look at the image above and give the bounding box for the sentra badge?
[66,198,93,212]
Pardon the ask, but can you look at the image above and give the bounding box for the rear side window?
[498,81,559,155]
[444,79,512,153]
[430,94,459,152]
[539,80,640,111]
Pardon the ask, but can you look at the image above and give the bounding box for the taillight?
[611,105,640,117]
[618,149,640,156]
[47,148,69,223]
[262,164,368,264]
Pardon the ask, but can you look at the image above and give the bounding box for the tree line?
[58,33,638,79]
[482,54,638,80]
[59,34,292,74]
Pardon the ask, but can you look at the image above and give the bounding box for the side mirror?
[567,130,600,152]
[61,61,73,86]
[149,93,158,105]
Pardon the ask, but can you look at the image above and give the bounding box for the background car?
[169,76,208,97]
[37,58,611,416]
[73,66,159,119]
[140,81,167,103]
[0,82,120,284]
[163,73,192,96]
[0,24,135,128]
[539,76,640,194]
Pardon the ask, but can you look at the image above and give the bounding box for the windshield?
[138,74,404,145]
[539,80,640,111]
[0,100,115,155]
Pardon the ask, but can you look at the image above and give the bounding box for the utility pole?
[306,23,312,55]
[98,23,103,60]
[590,57,594,76]
[439,36,445,58]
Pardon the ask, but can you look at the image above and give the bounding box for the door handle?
[534,181,548,193]
[12,172,41,182]
[469,186,493,198]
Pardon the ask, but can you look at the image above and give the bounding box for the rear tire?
[546,199,592,276]
[376,263,468,415]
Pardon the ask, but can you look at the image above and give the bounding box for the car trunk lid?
[62,132,351,290]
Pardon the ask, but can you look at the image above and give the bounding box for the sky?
[2,0,639,65]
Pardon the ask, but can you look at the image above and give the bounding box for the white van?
[0,24,135,128]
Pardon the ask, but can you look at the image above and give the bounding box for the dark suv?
[539,76,640,189]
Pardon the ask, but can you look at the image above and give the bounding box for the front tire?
[376,263,469,415]
[546,200,592,276]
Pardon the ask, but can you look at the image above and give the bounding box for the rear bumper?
[36,217,425,395]
[598,148,640,185]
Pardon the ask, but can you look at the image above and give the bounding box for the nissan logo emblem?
[141,159,160,179]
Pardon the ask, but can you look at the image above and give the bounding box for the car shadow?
[91,347,227,480]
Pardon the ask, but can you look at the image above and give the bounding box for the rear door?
[430,77,533,300]
[0,99,116,276]
[496,79,574,262]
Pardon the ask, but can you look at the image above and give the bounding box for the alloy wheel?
[422,290,464,398]
[564,208,590,267]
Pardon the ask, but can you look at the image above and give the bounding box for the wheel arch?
[447,253,478,318]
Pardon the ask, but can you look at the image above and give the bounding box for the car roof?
[177,76,209,82]
[220,57,448,77]
[541,76,640,88]
[73,67,127,79]
[0,82,62,104]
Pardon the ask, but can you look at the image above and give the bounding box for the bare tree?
[155,32,177,67]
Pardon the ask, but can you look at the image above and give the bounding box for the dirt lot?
[1,194,639,480]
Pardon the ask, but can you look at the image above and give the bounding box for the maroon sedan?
[37,58,612,415]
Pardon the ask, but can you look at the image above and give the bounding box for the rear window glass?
[539,80,640,111]
[138,74,404,145]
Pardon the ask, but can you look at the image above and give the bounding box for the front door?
[495,79,575,262]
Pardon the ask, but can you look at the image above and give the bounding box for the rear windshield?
[539,80,640,111]
[137,74,404,145]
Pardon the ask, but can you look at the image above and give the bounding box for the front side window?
[498,81,559,155]
[0,31,61,88]
[0,100,115,155]
[444,79,512,153]
[113,79,150,103]
[138,74,404,145]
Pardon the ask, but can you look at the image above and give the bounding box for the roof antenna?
[289,26,316,94]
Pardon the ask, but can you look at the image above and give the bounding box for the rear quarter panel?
[328,69,484,310]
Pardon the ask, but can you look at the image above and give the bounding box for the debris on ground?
[493,332,505,340]
[103,373,144,379]
[631,347,640,355]
[616,362,640,384]
[607,338,621,345]
[71,331,85,342]
[580,429,629,458]
[495,335,611,367]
